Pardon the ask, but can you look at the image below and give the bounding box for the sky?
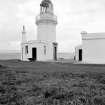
[0,0,105,53]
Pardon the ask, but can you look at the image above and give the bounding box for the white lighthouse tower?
[36,0,57,42]
[21,0,58,61]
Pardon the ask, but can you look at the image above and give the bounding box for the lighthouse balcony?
[36,14,57,25]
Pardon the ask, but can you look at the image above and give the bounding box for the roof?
[22,40,49,45]
[81,32,105,40]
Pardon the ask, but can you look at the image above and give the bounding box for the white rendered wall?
[37,23,56,42]
[82,39,105,64]
[46,42,54,60]
[21,41,54,61]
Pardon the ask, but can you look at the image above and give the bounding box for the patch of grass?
[0,64,4,68]
[0,60,105,105]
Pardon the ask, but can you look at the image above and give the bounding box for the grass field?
[0,60,105,105]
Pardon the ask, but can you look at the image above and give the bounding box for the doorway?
[32,48,37,60]
[54,46,57,60]
[79,49,82,61]
[53,43,58,61]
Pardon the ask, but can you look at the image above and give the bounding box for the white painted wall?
[82,39,105,64]
[21,41,54,61]
[36,10,57,43]
[82,33,105,64]
[37,23,56,42]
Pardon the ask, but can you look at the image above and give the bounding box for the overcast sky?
[0,0,105,53]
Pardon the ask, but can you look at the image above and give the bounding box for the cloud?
[0,0,105,52]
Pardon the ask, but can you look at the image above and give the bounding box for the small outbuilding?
[75,31,105,64]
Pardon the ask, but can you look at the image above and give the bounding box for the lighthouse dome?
[40,0,53,14]
[40,0,52,7]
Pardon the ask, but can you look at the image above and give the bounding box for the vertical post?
[22,47,23,60]
[21,25,26,61]
[22,25,27,43]
[53,42,58,61]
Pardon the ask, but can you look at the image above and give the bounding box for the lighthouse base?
[21,40,58,61]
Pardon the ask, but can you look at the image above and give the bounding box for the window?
[44,46,46,55]
[25,45,28,54]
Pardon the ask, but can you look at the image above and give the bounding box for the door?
[79,49,82,61]
[32,48,37,60]
[54,46,57,60]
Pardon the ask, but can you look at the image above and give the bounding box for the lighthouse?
[36,0,57,42]
[21,0,58,61]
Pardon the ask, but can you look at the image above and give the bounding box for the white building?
[75,31,105,64]
[21,0,58,61]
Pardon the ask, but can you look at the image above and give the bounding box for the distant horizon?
[0,50,75,54]
[0,51,74,60]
